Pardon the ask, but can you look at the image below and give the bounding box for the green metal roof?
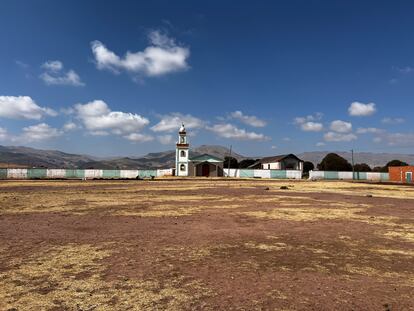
[189,153,224,163]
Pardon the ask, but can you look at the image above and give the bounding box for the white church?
[175,124,225,177]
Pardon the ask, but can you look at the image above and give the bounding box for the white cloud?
[157,134,174,145]
[356,127,384,134]
[300,122,324,132]
[21,123,62,141]
[393,66,414,74]
[0,96,57,120]
[229,111,266,127]
[74,100,151,142]
[0,127,8,140]
[75,100,149,135]
[283,137,291,142]
[348,102,376,116]
[40,60,84,86]
[375,132,414,147]
[91,30,190,77]
[330,120,352,133]
[271,145,277,149]
[207,123,270,141]
[381,117,405,125]
[42,60,63,72]
[123,133,154,142]
[294,113,324,131]
[15,60,29,68]
[63,122,79,131]
[324,132,357,142]
[89,130,109,136]
[316,142,326,147]
[151,113,204,132]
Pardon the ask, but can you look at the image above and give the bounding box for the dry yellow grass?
[0,243,211,311]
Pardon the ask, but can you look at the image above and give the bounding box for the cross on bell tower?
[176,123,189,176]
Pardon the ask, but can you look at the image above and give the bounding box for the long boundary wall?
[0,168,301,180]
[2,168,173,180]
[309,170,389,181]
[224,169,302,179]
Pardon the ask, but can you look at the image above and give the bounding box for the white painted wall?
[157,169,174,176]
[120,170,139,178]
[286,170,302,179]
[47,169,66,178]
[262,162,280,169]
[7,169,28,179]
[84,169,103,179]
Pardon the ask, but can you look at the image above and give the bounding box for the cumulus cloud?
[40,60,84,86]
[324,132,357,142]
[374,132,414,147]
[123,133,154,142]
[157,134,174,145]
[316,142,326,147]
[74,100,151,142]
[63,122,79,131]
[293,113,324,132]
[91,30,190,78]
[229,111,266,127]
[356,127,384,134]
[330,120,352,133]
[381,117,405,125]
[21,123,62,141]
[0,127,8,140]
[348,101,376,116]
[151,113,204,132]
[300,122,324,132]
[0,96,57,120]
[207,123,270,141]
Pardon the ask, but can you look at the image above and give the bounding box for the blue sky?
[0,0,413,157]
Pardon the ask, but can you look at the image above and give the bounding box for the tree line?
[224,153,410,173]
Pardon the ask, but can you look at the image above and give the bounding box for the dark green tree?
[238,159,257,168]
[372,166,383,172]
[223,156,238,169]
[353,163,372,172]
[380,159,409,172]
[317,153,352,171]
[303,161,315,173]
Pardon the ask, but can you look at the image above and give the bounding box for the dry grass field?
[0,178,413,310]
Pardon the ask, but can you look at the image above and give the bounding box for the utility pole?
[351,149,355,180]
[227,145,232,177]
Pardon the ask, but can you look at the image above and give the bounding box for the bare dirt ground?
[0,178,413,310]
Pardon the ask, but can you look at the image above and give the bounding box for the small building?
[175,124,224,177]
[188,154,224,177]
[388,166,414,183]
[249,154,304,171]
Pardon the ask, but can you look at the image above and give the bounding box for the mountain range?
[0,144,412,169]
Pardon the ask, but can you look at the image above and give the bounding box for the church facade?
[175,124,224,177]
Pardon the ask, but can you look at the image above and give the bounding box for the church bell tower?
[176,123,189,176]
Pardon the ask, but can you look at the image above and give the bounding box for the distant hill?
[1,144,412,169]
[297,151,414,167]
[0,145,96,168]
[0,144,244,169]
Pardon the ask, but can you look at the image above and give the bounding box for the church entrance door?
[202,163,210,177]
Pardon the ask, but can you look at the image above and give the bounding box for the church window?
[181,150,186,157]
[180,164,186,171]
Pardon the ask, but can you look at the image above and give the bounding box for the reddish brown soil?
[0,179,413,310]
